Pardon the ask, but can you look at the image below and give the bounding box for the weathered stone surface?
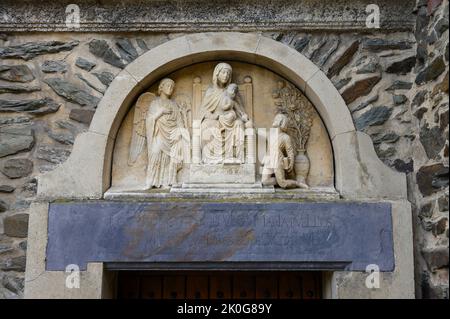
[431,217,448,236]
[88,39,125,69]
[392,159,414,173]
[1,158,33,178]
[393,94,408,105]
[0,185,15,193]
[351,94,378,112]
[0,244,13,254]
[69,108,95,125]
[438,194,449,212]
[417,164,449,196]
[414,107,428,120]
[439,109,448,131]
[47,130,74,145]
[341,75,381,104]
[0,116,31,126]
[36,145,70,164]
[136,39,149,52]
[0,256,26,271]
[3,214,29,238]
[92,71,114,87]
[422,246,449,270]
[303,36,326,60]
[0,41,79,60]
[0,126,34,158]
[292,36,310,52]
[362,38,413,52]
[0,98,60,115]
[0,1,417,33]
[0,199,8,213]
[422,280,449,299]
[355,106,392,130]
[427,0,443,14]
[311,36,339,67]
[386,81,413,91]
[41,60,67,73]
[375,146,396,158]
[446,42,449,62]
[75,73,105,94]
[0,65,34,82]
[419,202,434,219]
[333,78,351,90]
[386,56,416,74]
[115,38,139,63]
[432,71,449,96]
[21,178,37,195]
[415,56,446,85]
[46,201,395,271]
[1,274,24,295]
[75,57,96,71]
[0,84,40,94]
[356,62,380,74]
[372,132,400,144]
[44,78,100,107]
[327,41,359,78]
[420,124,446,159]
[56,120,80,134]
[435,17,449,37]
[19,241,27,252]
[412,90,427,108]
[427,31,438,45]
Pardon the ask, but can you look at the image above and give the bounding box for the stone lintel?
[0,0,416,33]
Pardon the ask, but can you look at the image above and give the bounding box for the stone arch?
[37,32,406,200]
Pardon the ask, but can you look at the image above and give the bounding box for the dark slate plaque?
[46,201,394,271]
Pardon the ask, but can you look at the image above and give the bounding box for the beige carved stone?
[128,78,190,189]
[272,80,314,187]
[261,114,308,189]
[198,63,252,165]
[111,61,334,191]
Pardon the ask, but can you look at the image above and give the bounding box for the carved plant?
[273,81,314,152]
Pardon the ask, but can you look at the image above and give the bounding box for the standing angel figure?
[128,78,190,189]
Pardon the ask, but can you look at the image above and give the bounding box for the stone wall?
[409,0,449,299]
[0,1,448,298]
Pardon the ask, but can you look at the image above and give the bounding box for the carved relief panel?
[111,61,334,192]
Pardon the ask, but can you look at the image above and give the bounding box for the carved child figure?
[262,113,308,189]
[218,83,245,162]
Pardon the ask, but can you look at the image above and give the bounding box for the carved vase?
[295,149,310,185]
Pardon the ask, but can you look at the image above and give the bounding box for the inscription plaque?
[46,202,394,271]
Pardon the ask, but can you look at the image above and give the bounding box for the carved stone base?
[171,182,274,193]
[188,163,256,184]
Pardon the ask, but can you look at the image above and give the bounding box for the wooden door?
[117,271,322,299]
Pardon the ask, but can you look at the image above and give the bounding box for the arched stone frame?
[26,33,414,299]
[36,32,406,201]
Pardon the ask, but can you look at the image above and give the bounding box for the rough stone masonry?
[0,0,448,298]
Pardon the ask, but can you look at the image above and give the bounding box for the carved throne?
[173,76,260,191]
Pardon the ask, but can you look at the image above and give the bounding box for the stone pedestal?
[187,163,256,184]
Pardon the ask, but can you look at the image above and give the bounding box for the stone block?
[3,213,29,238]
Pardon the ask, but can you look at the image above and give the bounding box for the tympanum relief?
[111,61,334,192]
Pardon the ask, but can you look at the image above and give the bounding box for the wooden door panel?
[255,274,278,299]
[301,272,319,299]
[233,274,256,299]
[209,275,232,299]
[279,273,302,299]
[117,271,321,299]
[186,275,209,299]
[141,276,162,299]
[163,276,185,299]
[118,273,140,299]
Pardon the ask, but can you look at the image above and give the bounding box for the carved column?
[192,119,201,164]
[245,122,256,164]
